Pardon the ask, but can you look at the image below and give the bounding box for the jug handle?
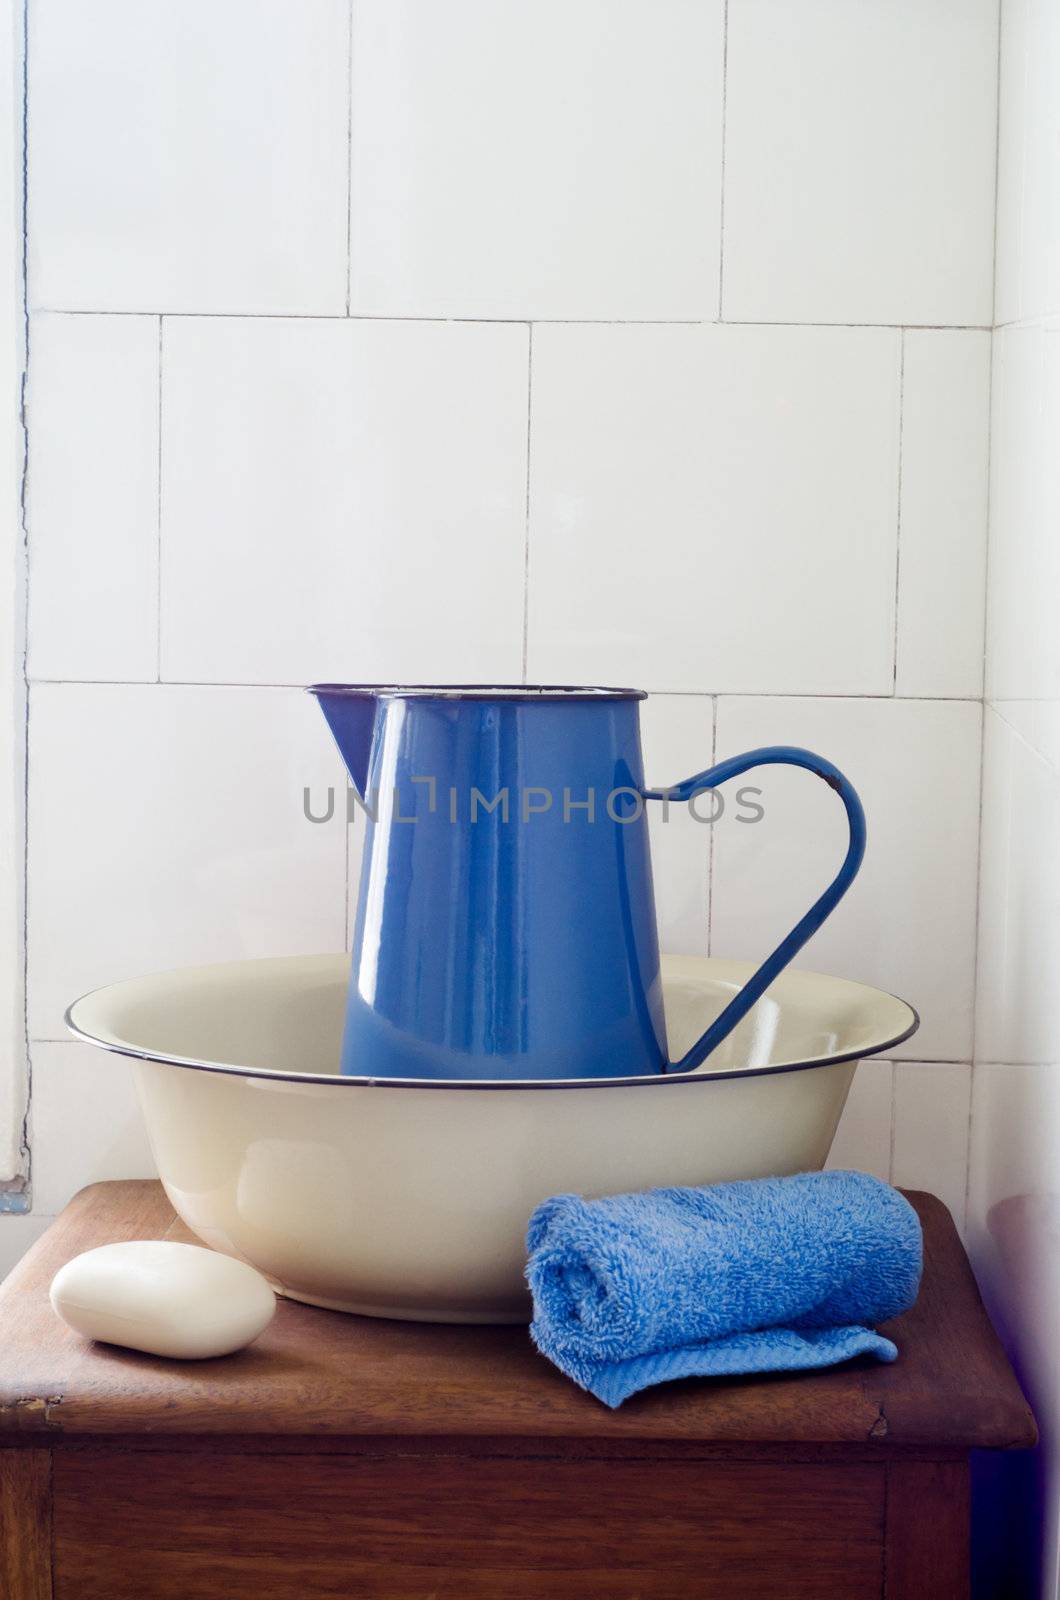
[643,745,866,1074]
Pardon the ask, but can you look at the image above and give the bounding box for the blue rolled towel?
[526,1170,922,1408]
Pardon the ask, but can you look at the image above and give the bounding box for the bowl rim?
[65,955,920,1093]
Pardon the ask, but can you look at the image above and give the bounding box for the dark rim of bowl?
[64,992,920,1092]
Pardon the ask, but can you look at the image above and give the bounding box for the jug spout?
[308,685,378,802]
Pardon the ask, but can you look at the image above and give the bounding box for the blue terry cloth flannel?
[526,1170,922,1408]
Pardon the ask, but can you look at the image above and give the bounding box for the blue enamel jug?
[310,685,865,1081]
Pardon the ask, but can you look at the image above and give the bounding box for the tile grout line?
[988,0,1004,334]
[27,678,999,704]
[716,0,729,321]
[988,698,1060,779]
[993,310,1060,332]
[964,366,996,1227]
[520,324,533,683]
[29,308,995,332]
[676,689,984,701]
[1012,6,1029,329]
[24,679,990,703]
[155,316,163,682]
[15,0,31,1204]
[890,329,905,693]
[964,0,1006,1235]
[344,0,353,317]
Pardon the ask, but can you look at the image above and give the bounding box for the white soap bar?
[50,1241,276,1360]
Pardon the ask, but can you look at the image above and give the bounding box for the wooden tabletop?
[0,1180,1035,1452]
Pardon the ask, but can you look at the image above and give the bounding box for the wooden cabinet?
[0,1183,1035,1598]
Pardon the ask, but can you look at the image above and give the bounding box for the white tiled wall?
[29,1043,154,1216]
[26,684,348,1040]
[826,1058,973,1230]
[160,318,530,685]
[896,331,992,699]
[992,0,1060,329]
[528,323,902,695]
[966,0,1060,1590]
[348,0,726,321]
[28,0,351,314]
[711,695,983,1062]
[722,0,999,327]
[27,314,160,680]
[9,3,999,1271]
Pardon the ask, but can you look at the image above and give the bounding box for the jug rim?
[307,683,647,701]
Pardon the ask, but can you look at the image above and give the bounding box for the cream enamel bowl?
[67,955,917,1324]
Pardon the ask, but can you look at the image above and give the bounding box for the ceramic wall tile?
[28,0,349,313]
[711,697,982,1061]
[825,1060,893,1183]
[892,1062,971,1230]
[895,331,991,700]
[971,0,1060,1573]
[1018,0,1060,324]
[160,317,529,685]
[527,324,899,696]
[723,0,998,326]
[993,0,1030,327]
[0,1215,54,1282]
[986,327,1043,713]
[29,1042,156,1216]
[348,0,724,320]
[975,710,1060,1070]
[639,695,715,958]
[27,313,159,681]
[994,0,1060,325]
[986,323,1060,767]
[26,684,347,1040]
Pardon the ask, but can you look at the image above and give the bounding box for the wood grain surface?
[884,1459,971,1600]
[51,1448,886,1600]
[0,1449,52,1598]
[0,1181,1036,1450]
